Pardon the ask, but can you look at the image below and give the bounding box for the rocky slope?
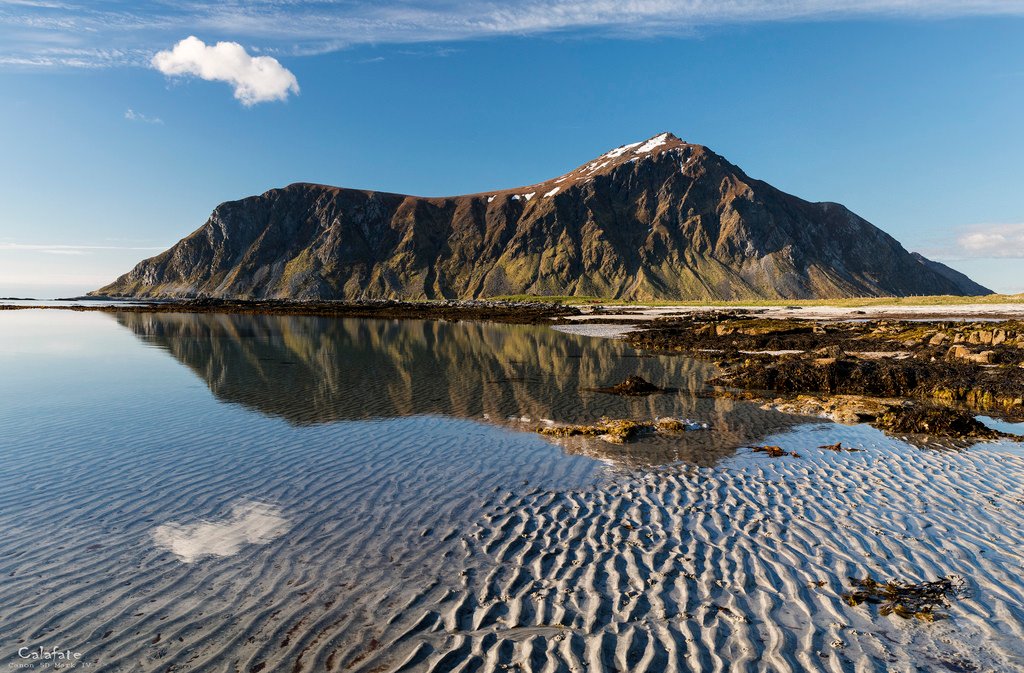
[909,253,990,296]
[93,133,991,301]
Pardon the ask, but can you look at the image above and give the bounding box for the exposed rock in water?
[92,132,990,301]
[593,375,665,396]
[753,393,1006,441]
[679,315,1024,419]
[945,345,997,365]
[716,357,947,398]
[760,394,897,424]
[654,418,709,433]
[713,355,1024,419]
[538,416,709,444]
[538,419,650,444]
[625,313,1023,436]
[875,405,1002,439]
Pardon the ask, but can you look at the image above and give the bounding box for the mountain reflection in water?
[115,312,809,465]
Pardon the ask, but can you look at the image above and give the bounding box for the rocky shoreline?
[623,312,1024,438]
[0,297,583,324]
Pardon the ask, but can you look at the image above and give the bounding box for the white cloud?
[151,36,299,105]
[957,223,1024,259]
[124,108,162,124]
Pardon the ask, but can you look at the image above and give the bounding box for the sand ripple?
[355,426,1024,672]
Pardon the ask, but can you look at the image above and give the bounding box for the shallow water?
[1,310,1023,672]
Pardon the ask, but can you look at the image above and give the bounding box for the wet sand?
[389,425,1024,672]
[568,302,1024,324]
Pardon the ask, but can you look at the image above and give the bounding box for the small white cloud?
[151,36,299,106]
[957,223,1024,259]
[124,108,163,124]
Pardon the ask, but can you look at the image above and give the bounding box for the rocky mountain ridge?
[93,133,990,300]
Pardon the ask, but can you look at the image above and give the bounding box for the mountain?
[93,133,991,301]
[909,253,991,296]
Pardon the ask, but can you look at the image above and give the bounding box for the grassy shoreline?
[490,293,1024,307]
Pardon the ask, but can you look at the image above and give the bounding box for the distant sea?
[0,282,93,300]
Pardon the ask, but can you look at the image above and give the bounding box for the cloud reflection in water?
[152,501,290,563]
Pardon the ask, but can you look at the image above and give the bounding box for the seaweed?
[752,445,800,458]
[842,575,966,621]
[818,442,863,452]
[538,419,649,443]
[875,405,1002,439]
[655,418,709,433]
[627,314,1024,422]
[538,416,708,443]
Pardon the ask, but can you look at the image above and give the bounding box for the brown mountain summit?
[93,133,990,300]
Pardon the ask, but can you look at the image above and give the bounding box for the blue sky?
[1,1,1022,297]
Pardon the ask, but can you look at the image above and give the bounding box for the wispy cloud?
[124,107,162,124]
[396,47,461,58]
[0,1,76,7]
[0,242,167,255]
[3,1,1024,69]
[919,222,1024,261]
[956,223,1024,259]
[152,36,299,105]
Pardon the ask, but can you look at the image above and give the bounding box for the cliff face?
[94,133,991,300]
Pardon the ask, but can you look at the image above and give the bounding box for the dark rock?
[593,375,664,396]
[875,404,1001,439]
[814,344,845,358]
[630,314,1024,422]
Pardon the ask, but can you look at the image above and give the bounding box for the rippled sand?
[393,427,1024,672]
[1,310,1023,672]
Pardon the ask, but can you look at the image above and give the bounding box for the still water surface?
[0,310,785,670]
[2,310,1023,672]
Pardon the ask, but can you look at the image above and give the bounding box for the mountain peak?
[615,131,684,151]
[507,132,695,196]
[593,131,689,162]
[92,133,991,301]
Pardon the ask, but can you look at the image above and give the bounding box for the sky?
[1,1,1022,298]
